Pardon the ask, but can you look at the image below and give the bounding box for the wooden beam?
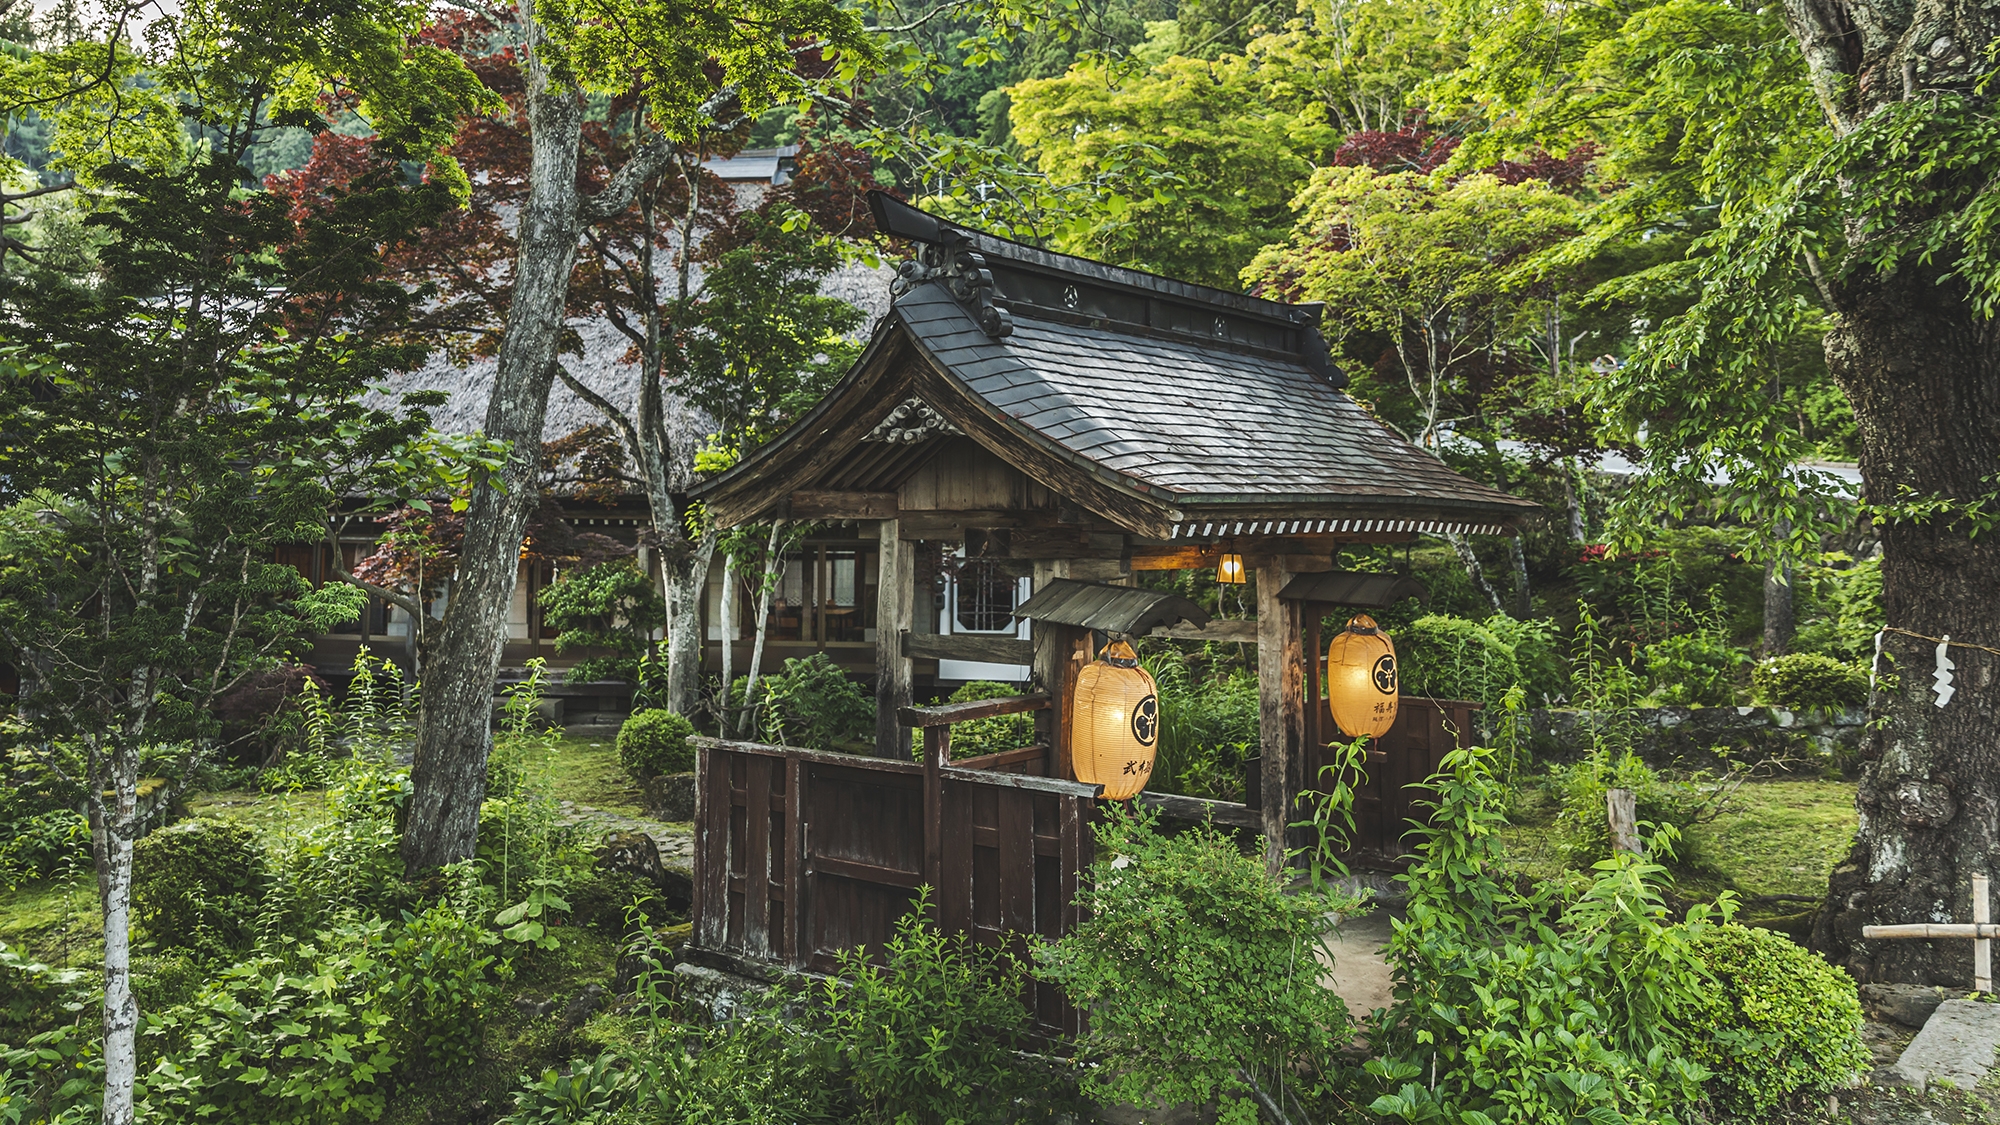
[902,632,1035,665]
[1256,560,1304,877]
[899,691,1053,728]
[1150,619,1259,643]
[875,520,915,758]
[791,490,897,520]
[1134,791,1262,830]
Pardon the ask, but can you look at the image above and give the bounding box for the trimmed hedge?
[1680,923,1871,1114]
[1753,652,1869,711]
[131,817,265,957]
[617,708,697,780]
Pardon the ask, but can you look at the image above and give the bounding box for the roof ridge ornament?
[888,228,1014,338]
[865,397,965,444]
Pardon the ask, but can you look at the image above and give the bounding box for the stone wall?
[1520,705,1869,773]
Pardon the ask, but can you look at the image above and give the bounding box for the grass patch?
[522,734,645,818]
[0,874,100,967]
[187,786,335,842]
[1685,778,1858,901]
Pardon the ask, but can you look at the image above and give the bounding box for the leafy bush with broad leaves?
[131,818,266,959]
[1677,924,1870,1114]
[1794,553,1883,663]
[1753,652,1869,711]
[825,892,1045,1124]
[1641,628,1745,706]
[143,895,505,1125]
[1366,747,1723,1125]
[258,756,413,939]
[0,810,87,889]
[936,680,1034,759]
[1038,806,1360,1125]
[757,653,874,752]
[615,709,697,780]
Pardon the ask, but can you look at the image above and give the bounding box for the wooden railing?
[692,691,1097,1035]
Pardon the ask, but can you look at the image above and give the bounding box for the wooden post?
[1256,560,1303,877]
[1031,559,1074,779]
[923,725,948,918]
[875,520,914,758]
[1977,873,1992,993]
[1607,788,1641,855]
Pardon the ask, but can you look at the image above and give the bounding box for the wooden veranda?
[686,192,1532,982]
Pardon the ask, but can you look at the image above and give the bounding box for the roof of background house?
[695,193,1536,539]
[701,146,800,186]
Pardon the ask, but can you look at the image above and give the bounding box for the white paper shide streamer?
[1933,635,1956,709]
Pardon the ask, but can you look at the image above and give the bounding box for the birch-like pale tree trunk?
[88,735,140,1125]
[738,521,787,740]
[716,552,736,736]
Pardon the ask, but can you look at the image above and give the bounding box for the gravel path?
[555,800,693,867]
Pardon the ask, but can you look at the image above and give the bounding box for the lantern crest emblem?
[1327,614,1399,739]
[1070,639,1159,800]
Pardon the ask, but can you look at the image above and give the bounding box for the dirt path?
[1323,909,1399,1019]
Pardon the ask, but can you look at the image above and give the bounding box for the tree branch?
[554,359,645,466]
[323,518,423,619]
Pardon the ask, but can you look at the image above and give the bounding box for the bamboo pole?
[1862,923,2000,939]
[1976,874,1991,992]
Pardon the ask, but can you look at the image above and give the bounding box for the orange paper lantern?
[1070,639,1159,800]
[1326,614,1398,739]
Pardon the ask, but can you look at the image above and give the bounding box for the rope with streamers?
[1873,627,1997,709]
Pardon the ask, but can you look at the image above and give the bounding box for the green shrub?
[1678,924,1870,1114]
[131,817,265,958]
[1794,553,1884,662]
[616,709,697,780]
[0,810,87,888]
[144,902,505,1124]
[1368,747,1717,1125]
[1641,626,1745,707]
[1398,613,1521,711]
[936,680,1034,760]
[537,559,667,685]
[1038,807,1360,1123]
[1753,652,1869,711]
[827,893,1045,1123]
[1481,614,1567,704]
[259,757,412,938]
[758,653,874,752]
[1140,647,1257,801]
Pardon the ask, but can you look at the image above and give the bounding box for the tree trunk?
[1811,263,2000,984]
[1445,532,1505,615]
[1508,535,1532,619]
[1774,0,2000,982]
[1763,558,1794,657]
[402,9,584,873]
[89,739,139,1125]
[716,551,736,736]
[664,528,714,717]
[739,522,786,740]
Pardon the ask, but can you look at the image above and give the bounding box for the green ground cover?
[1498,775,1859,913]
[522,735,647,818]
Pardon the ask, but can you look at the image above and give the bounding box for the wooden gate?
[692,693,1094,1034]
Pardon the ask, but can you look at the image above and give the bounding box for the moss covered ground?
[1496,775,1859,917]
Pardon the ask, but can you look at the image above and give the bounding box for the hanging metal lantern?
[1070,639,1159,800]
[1216,551,1247,585]
[1326,614,1398,739]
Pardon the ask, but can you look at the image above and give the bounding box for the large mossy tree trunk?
[402,10,584,873]
[1813,263,2000,982]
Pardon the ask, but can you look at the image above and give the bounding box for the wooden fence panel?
[694,733,1095,1035]
[1315,696,1477,858]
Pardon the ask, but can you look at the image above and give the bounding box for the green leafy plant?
[1398,613,1522,713]
[1368,747,1725,1125]
[1554,752,1716,868]
[131,818,266,960]
[615,709,697,780]
[536,559,667,685]
[494,880,572,951]
[143,898,504,1125]
[1139,647,1257,800]
[1753,653,1869,712]
[1676,924,1870,1114]
[824,892,1043,1124]
[1038,806,1361,1125]
[756,654,874,752]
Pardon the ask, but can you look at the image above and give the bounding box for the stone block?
[642,772,697,821]
[1861,982,1963,1029]
[1892,999,2000,1091]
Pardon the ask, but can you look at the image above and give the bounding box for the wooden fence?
[691,693,1096,1034]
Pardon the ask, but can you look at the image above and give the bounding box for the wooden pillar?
[1256,560,1304,877]
[1031,560,1079,778]
[875,519,915,758]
